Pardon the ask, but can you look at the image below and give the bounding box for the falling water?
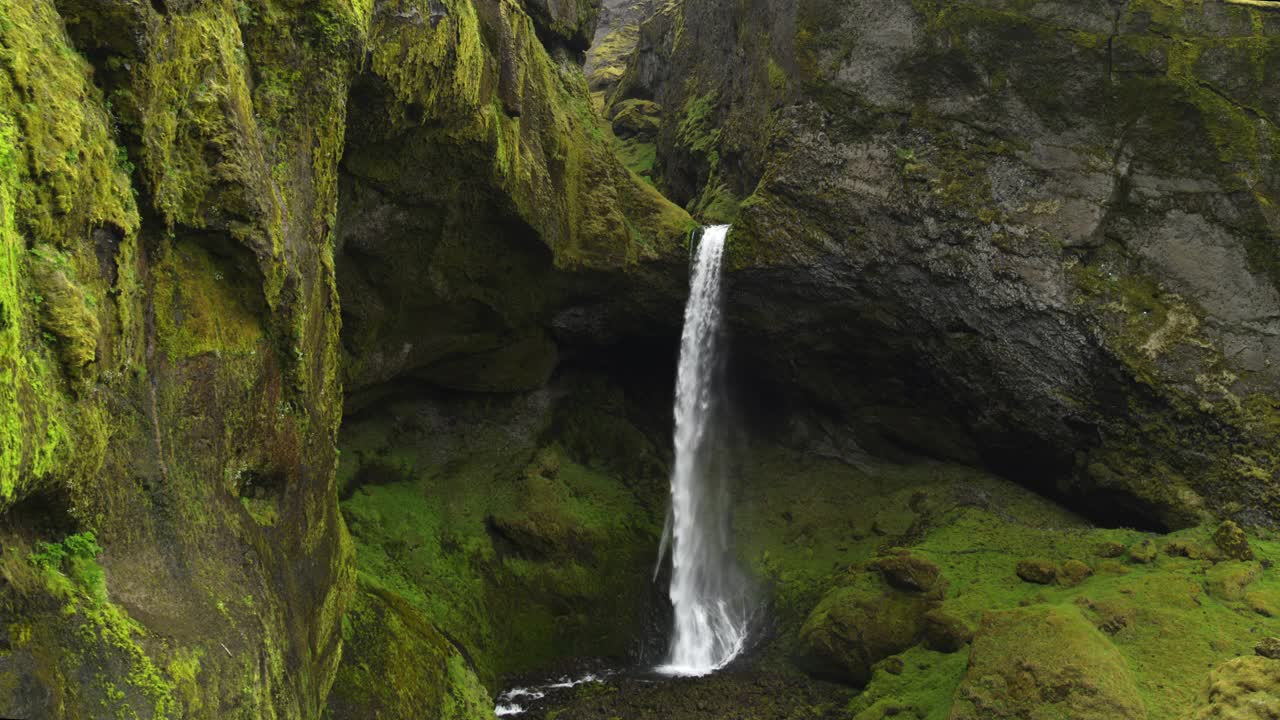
[655,225,751,677]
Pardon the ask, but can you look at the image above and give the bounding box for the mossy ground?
[534,443,1280,719]
[330,375,670,714]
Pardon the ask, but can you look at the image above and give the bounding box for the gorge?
[0,0,1279,718]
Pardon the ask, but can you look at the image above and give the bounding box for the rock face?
[336,0,692,400]
[0,0,356,716]
[613,0,1280,528]
[951,605,1147,719]
[585,0,658,95]
[0,0,687,715]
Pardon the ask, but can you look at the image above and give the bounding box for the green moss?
[151,241,266,361]
[28,244,100,371]
[327,581,491,719]
[766,57,787,91]
[733,445,1280,717]
[23,532,181,718]
[0,0,135,512]
[337,388,662,689]
[952,605,1146,719]
[797,569,932,686]
[612,135,658,179]
[675,92,722,161]
[847,645,969,720]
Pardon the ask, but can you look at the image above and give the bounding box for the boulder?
[1258,638,1280,661]
[1016,559,1057,585]
[1183,655,1280,719]
[870,553,943,593]
[1212,521,1255,562]
[797,572,933,686]
[1130,540,1159,564]
[923,609,974,653]
[950,605,1147,720]
[1057,560,1094,588]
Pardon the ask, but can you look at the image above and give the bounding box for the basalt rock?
[0,0,358,715]
[615,0,1280,529]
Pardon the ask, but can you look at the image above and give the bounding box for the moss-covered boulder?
[326,581,493,720]
[951,605,1147,719]
[1183,655,1280,719]
[796,566,936,686]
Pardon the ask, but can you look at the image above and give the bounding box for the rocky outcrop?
[336,0,692,400]
[0,0,358,716]
[613,0,1280,528]
[0,0,686,715]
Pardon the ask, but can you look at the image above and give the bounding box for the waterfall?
[656,224,751,677]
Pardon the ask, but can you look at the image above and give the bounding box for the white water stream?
[655,225,751,677]
[492,227,748,717]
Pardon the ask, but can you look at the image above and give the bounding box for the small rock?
[1057,560,1093,587]
[1213,520,1254,561]
[923,609,973,653]
[1129,539,1157,564]
[1016,558,1057,585]
[871,554,941,593]
[881,656,905,675]
[1093,541,1126,558]
[1256,637,1280,660]
[1164,540,1217,560]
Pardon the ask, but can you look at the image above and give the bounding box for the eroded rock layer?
[612,0,1280,528]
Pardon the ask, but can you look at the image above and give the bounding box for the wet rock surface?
[614,0,1280,527]
[522,662,852,720]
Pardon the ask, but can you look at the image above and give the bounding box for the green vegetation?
[732,446,1280,719]
[331,380,665,711]
[19,532,181,719]
[3,0,1279,717]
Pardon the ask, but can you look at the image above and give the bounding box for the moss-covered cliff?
[0,0,358,715]
[613,0,1280,528]
[5,0,1280,716]
[0,0,689,716]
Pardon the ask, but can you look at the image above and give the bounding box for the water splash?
[494,672,611,716]
[655,225,751,677]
